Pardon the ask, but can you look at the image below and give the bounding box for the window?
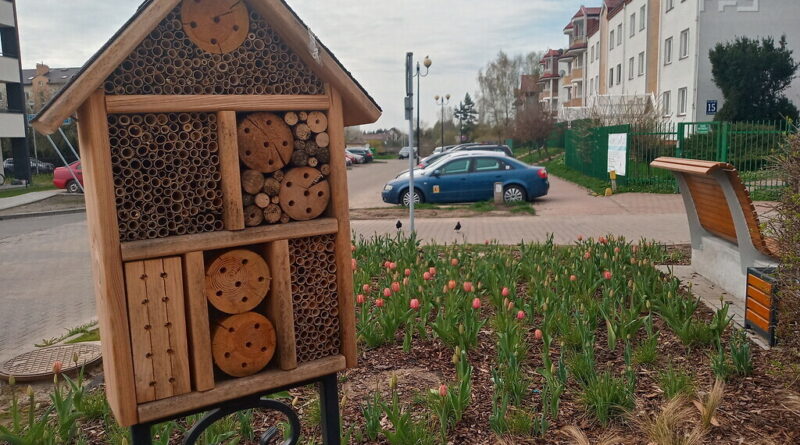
[678,87,688,115]
[640,5,646,30]
[609,68,614,87]
[616,64,622,85]
[662,91,671,115]
[590,79,594,96]
[474,158,502,172]
[630,14,636,37]
[591,45,595,62]
[680,29,690,59]
[664,37,673,64]
[638,51,645,76]
[441,159,471,175]
[628,58,635,80]
[617,24,623,45]
[610,30,615,49]
[575,54,583,69]
[666,0,674,11]
[575,83,583,98]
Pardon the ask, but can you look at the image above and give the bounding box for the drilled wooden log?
[237,112,294,173]
[293,123,311,141]
[241,169,265,195]
[279,167,330,221]
[263,177,281,197]
[283,112,299,126]
[205,249,271,314]
[244,205,264,227]
[307,112,328,133]
[264,204,282,224]
[211,312,276,377]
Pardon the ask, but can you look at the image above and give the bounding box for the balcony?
[0,112,26,138]
[0,1,15,27]
[0,56,20,83]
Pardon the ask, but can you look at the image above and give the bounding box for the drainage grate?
[0,344,102,382]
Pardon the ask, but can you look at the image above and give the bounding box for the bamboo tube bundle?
[288,235,340,363]
[108,112,223,241]
[103,5,324,97]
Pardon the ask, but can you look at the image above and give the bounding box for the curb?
[0,207,86,221]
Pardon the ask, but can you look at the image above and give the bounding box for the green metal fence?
[564,120,793,198]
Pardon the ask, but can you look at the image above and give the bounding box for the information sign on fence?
[607,133,627,176]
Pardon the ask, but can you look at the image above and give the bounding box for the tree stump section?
[294,123,311,141]
[241,169,265,195]
[283,112,299,126]
[263,177,282,197]
[307,112,328,133]
[264,204,282,224]
[238,113,294,173]
[205,249,271,314]
[181,0,250,55]
[244,205,264,227]
[211,312,276,378]
[315,132,329,148]
[279,167,330,221]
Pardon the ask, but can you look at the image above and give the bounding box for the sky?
[17,0,587,131]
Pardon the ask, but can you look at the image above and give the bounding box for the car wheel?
[401,189,423,206]
[67,180,82,194]
[503,185,527,203]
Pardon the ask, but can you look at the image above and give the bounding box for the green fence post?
[676,123,685,157]
[719,122,730,163]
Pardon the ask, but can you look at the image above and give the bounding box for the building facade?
[548,0,800,123]
[0,0,29,181]
[22,64,80,113]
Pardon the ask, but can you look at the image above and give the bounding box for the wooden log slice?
[315,132,330,148]
[205,249,271,314]
[264,204,282,224]
[283,112,299,126]
[244,205,264,227]
[263,177,282,197]
[298,112,308,122]
[272,170,285,183]
[238,113,294,173]
[280,214,291,224]
[305,141,319,156]
[182,0,250,55]
[241,169,265,195]
[308,157,319,168]
[212,312,276,377]
[307,112,328,133]
[291,150,309,167]
[319,164,331,176]
[279,167,331,221]
[254,193,270,209]
[242,193,255,207]
[316,146,331,164]
[294,123,311,141]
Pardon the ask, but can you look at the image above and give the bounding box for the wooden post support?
[182,251,215,392]
[263,240,298,370]
[217,111,245,231]
[326,87,358,368]
[77,89,139,426]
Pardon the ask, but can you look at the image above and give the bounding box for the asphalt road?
[346,159,407,209]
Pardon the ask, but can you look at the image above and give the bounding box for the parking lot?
[346,158,408,209]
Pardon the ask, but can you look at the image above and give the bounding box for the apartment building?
[537,49,563,113]
[0,0,29,181]
[548,0,800,123]
[23,64,81,113]
[554,7,601,120]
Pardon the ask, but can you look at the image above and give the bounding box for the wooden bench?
[650,157,779,301]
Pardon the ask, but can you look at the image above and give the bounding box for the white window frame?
[609,68,614,87]
[590,45,595,62]
[617,24,622,46]
[640,5,646,30]
[638,51,645,76]
[662,90,671,116]
[680,29,690,59]
[630,13,636,37]
[616,63,622,85]
[610,30,615,49]
[628,57,635,80]
[678,87,688,116]
[664,37,673,65]
[666,0,675,12]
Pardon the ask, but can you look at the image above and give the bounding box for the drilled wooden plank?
[124,261,156,404]
[162,257,191,397]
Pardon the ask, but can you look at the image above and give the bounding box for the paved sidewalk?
[0,190,63,211]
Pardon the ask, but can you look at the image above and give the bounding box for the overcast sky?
[17,0,585,130]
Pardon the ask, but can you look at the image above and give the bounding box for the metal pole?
[416,62,421,161]
[405,53,415,233]
[45,134,84,193]
[58,127,81,164]
[441,102,445,146]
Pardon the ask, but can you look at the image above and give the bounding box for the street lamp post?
[434,94,450,147]
[404,54,432,234]
[416,56,431,160]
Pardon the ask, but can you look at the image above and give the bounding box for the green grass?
[542,156,678,195]
[514,147,565,165]
[373,153,399,160]
[658,366,694,399]
[397,200,535,215]
[0,174,57,198]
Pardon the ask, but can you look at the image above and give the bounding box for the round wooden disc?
[205,249,271,314]
[182,0,250,54]
[307,112,328,133]
[212,312,276,378]
[238,113,294,173]
[279,167,331,221]
[315,132,330,148]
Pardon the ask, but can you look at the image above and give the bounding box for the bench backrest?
[650,157,774,258]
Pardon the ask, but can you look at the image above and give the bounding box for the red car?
[53,161,84,193]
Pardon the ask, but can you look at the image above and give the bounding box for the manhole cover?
[0,344,102,382]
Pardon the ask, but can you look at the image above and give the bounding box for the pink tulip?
[584,252,591,260]
[570,275,577,282]
[439,384,448,397]
[351,259,358,271]
[384,261,391,268]
[423,271,432,280]
[403,277,409,286]
[429,267,437,276]
[632,245,639,253]
[448,280,457,290]
[351,245,356,252]
[599,236,608,245]
[472,298,482,309]
[614,247,620,254]
[391,282,401,293]
[508,301,515,310]
[534,329,543,340]
[603,271,613,280]
[516,310,526,320]
[383,288,392,298]
[451,258,459,266]
[410,299,420,310]
[405,268,412,277]
[356,294,366,304]
[375,298,384,307]
[501,287,510,297]
[577,235,584,241]
[389,262,397,270]
[362,284,371,293]
[53,360,63,375]
[463,282,474,292]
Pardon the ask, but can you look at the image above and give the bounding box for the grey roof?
[22,67,82,86]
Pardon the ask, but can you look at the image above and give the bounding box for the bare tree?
[477,51,521,143]
[521,51,544,77]
[514,104,556,158]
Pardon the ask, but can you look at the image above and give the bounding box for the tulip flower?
[404,268,411,277]
[614,247,620,254]
[423,271,432,280]
[351,259,357,270]
[603,271,613,280]
[448,280,457,290]
[383,288,392,298]
[391,282,401,292]
[402,277,409,286]
[439,384,448,397]
[389,262,397,270]
[508,301,515,310]
[577,235,584,241]
[53,360,63,375]
[534,329,543,340]
[375,298,385,307]
[484,240,490,245]
[362,284,371,293]
[351,245,356,252]
[584,251,591,259]
[356,294,366,304]
[501,287,510,297]
[472,298,481,309]
[599,236,608,244]
[570,275,577,282]
[384,261,391,268]
[410,299,420,310]
[463,282,474,292]
[429,267,437,276]
[451,258,459,266]
[516,310,526,320]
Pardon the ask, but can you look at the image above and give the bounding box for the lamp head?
[423,56,432,69]
[446,94,451,100]
[435,95,440,101]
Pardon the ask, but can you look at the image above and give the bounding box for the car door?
[469,158,506,201]
[430,158,472,203]
[74,162,84,183]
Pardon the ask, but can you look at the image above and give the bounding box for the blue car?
[382,152,549,205]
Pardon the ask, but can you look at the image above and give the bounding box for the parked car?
[346,150,365,164]
[451,144,514,157]
[347,148,373,163]
[398,146,418,160]
[53,161,84,193]
[344,153,356,167]
[431,145,457,154]
[382,152,548,206]
[3,158,55,174]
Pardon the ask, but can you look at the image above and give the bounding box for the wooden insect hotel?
[31,0,380,427]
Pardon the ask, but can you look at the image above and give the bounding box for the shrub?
[580,372,635,426]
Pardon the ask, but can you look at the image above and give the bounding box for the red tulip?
[463,282,474,292]
[603,271,613,280]
[484,240,490,245]
[439,384,448,397]
[448,280,457,290]
[599,236,608,245]
[451,258,459,266]
[423,271,432,280]
[516,310,526,320]
[410,298,420,310]
[383,288,392,298]
[356,294,366,304]
[384,261,391,268]
[53,360,63,375]
[391,282,401,293]
[429,267,437,276]
[472,298,482,309]
[362,284,371,293]
[614,247,620,254]
[501,287,510,297]
[584,251,591,260]
[351,259,358,270]
[389,262,397,270]
[577,235,584,241]
[570,275,577,282]
[534,329,543,340]
[404,268,412,277]
[375,298,384,307]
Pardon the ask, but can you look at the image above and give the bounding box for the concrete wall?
[658,0,699,122]
[0,1,15,28]
[696,0,800,122]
